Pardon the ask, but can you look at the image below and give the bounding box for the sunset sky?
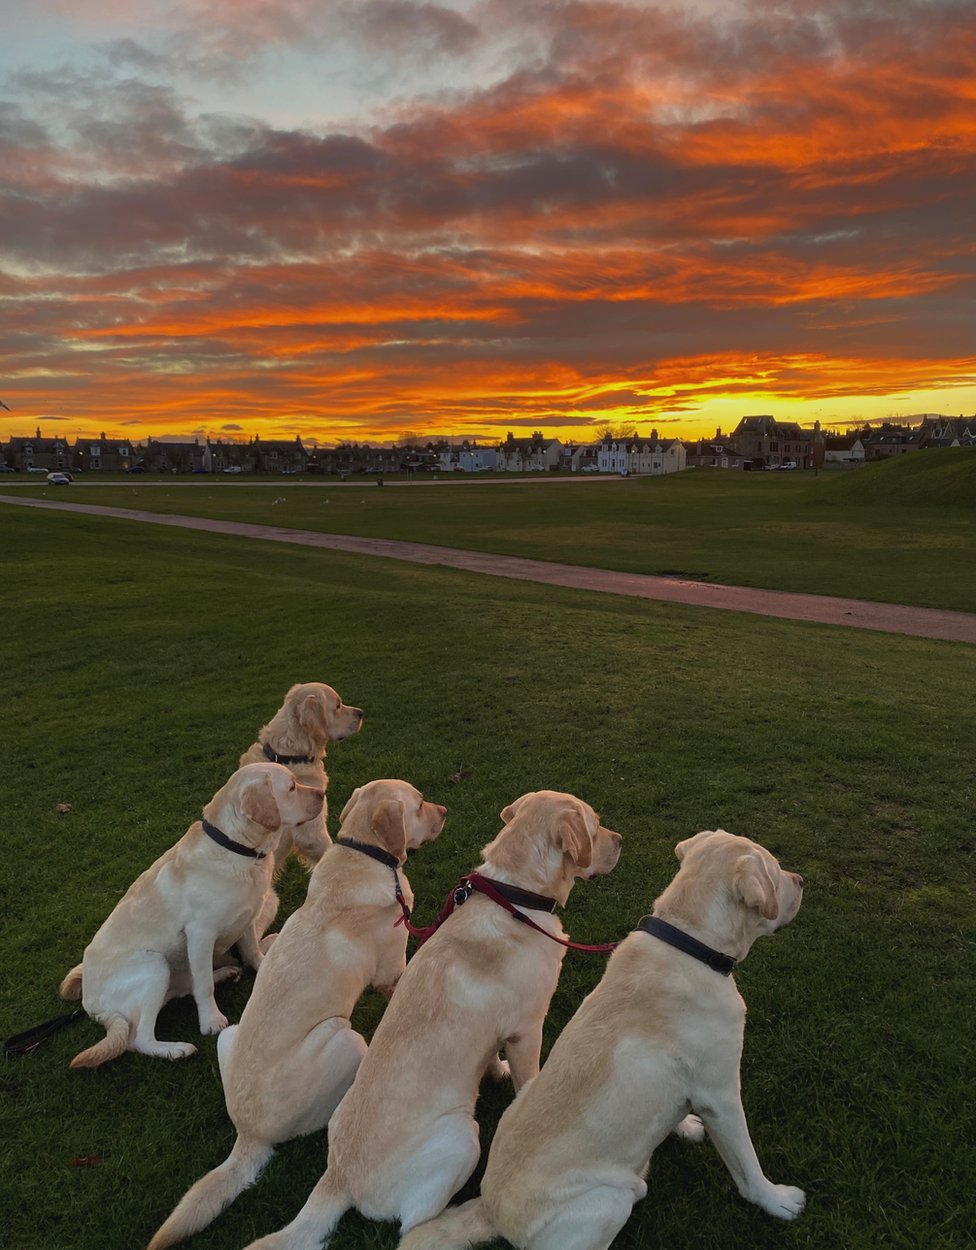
[1,0,974,447]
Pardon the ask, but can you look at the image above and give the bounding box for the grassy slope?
[0,507,974,1250]
[6,451,975,611]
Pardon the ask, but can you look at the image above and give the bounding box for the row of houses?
[3,415,973,477]
[821,417,976,464]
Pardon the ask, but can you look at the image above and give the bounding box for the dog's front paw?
[199,1010,229,1035]
[674,1114,705,1142]
[754,1183,806,1220]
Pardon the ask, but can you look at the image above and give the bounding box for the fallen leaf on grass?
[69,1156,102,1168]
[448,768,470,785]
[55,802,73,814]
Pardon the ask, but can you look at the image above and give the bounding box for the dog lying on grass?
[147,779,447,1250]
[400,829,805,1250]
[239,681,363,873]
[59,762,323,1068]
[237,790,622,1250]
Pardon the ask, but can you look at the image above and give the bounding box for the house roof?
[500,437,561,450]
[733,415,813,439]
[6,433,71,451]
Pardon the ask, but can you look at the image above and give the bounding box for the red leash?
[398,871,619,953]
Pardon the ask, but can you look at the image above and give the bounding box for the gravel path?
[4,493,974,645]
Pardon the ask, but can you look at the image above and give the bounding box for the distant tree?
[593,420,638,441]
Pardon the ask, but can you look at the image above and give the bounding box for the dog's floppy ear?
[675,830,712,861]
[556,806,592,869]
[500,796,525,825]
[299,691,330,740]
[733,854,779,920]
[242,777,282,831]
[370,798,407,861]
[339,786,362,824]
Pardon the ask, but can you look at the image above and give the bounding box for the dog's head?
[279,681,365,747]
[482,790,622,902]
[339,779,447,863]
[669,829,803,951]
[208,762,325,848]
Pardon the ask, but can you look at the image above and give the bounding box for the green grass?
[1,504,974,1250]
[5,451,975,611]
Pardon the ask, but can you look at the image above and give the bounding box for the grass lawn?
[6,451,975,612]
[1,504,974,1250]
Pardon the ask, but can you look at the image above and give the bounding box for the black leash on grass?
[4,1009,87,1057]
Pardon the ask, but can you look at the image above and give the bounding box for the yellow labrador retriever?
[59,762,323,1069]
[400,829,805,1250]
[147,779,447,1250]
[239,681,363,873]
[238,790,622,1250]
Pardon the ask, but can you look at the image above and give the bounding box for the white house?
[597,434,686,476]
[823,435,866,464]
[630,438,686,475]
[597,438,631,474]
[496,432,563,472]
[439,442,497,472]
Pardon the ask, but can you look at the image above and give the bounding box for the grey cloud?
[347,1,480,58]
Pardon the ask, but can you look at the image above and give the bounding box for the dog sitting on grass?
[400,830,805,1250]
[59,762,323,1068]
[147,778,447,1250]
[239,681,363,874]
[236,790,622,1250]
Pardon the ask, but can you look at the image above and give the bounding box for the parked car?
[222,465,244,474]
[780,461,798,470]
[27,466,48,473]
[46,472,72,485]
[0,463,17,472]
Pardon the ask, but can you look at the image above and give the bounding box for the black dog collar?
[261,741,315,766]
[336,838,412,925]
[202,818,267,859]
[336,837,402,869]
[636,915,736,976]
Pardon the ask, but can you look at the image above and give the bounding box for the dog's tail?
[240,1169,351,1250]
[68,1014,129,1069]
[59,964,84,1000]
[147,1136,275,1250]
[398,1199,496,1250]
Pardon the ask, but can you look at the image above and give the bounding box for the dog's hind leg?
[287,1023,367,1138]
[217,1023,239,1086]
[526,1183,637,1250]
[130,956,197,1060]
[394,1113,481,1234]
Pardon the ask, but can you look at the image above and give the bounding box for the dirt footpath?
[3,494,974,645]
